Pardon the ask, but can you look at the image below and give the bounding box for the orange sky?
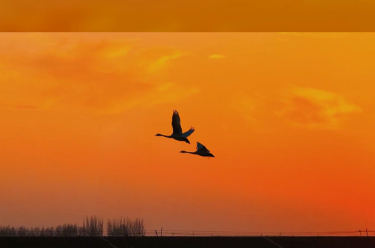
[1,0,375,31]
[0,32,374,233]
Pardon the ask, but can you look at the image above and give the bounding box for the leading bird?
[180,142,215,157]
[155,110,195,144]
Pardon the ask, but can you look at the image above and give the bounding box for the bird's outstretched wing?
[171,110,182,135]
[182,126,195,138]
[196,142,210,152]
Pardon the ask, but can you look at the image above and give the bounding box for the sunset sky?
[0,32,374,234]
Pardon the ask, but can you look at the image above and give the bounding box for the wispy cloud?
[97,82,201,115]
[209,54,226,59]
[0,34,198,114]
[277,86,362,129]
[136,47,187,74]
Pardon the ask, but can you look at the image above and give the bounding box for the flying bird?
[180,142,215,157]
[155,110,195,144]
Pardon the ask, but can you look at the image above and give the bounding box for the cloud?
[0,34,197,114]
[96,82,201,115]
[208,54,226,59]
[277,86,362,129]
[151,82,201,105]
[136,47,187,73]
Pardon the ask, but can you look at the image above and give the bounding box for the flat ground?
[1,236,374,248]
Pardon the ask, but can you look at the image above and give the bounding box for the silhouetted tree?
[81,216,103,236]
[107,217,145,236]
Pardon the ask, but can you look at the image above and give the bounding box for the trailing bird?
[155,110,195,144]
[180,142,215,157]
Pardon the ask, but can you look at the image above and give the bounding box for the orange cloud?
[99,82,201,114]
[136,47,187,74]
[0,34,197,114]
[277,86,362,129]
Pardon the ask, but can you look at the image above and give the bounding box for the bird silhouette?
[155,110,195,144]
[180,142,215,157]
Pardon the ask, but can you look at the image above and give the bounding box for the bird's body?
[155,110,195,144]
[180,142,215,157]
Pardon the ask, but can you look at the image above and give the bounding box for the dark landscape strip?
[0,236,375,248]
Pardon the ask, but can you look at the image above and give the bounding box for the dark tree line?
[0,216,145,237]
[107,217,145,236]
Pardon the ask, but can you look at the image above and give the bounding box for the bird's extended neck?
[180,151,195,154]
[157,134,172,138]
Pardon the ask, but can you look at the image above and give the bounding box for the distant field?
[1,236,375,248]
